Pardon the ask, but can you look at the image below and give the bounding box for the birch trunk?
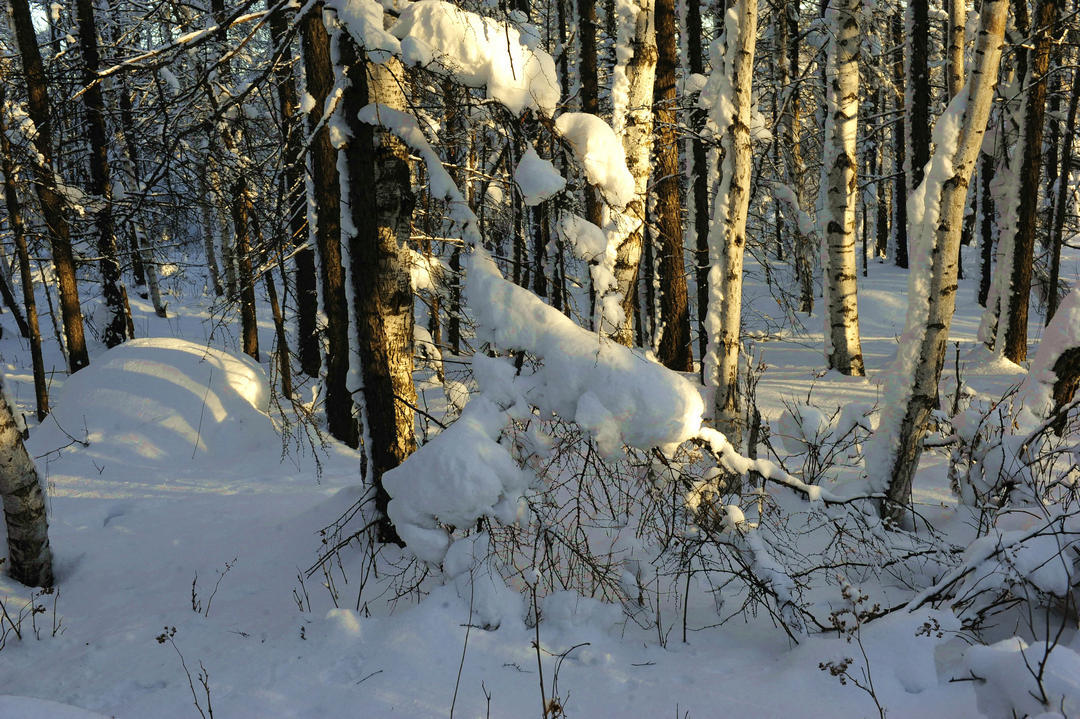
[609,0,657,345]
[872,0,1009,519]
[819,0,865,376]
[704,0,757,441]
[0,371,53,588]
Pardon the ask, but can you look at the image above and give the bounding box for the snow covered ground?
[1,252,1078,718]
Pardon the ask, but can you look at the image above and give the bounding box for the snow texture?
[390,0,559,116]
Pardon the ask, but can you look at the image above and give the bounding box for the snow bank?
[36,338,277,467]
[391,0,559,116]
[553,112,635,208]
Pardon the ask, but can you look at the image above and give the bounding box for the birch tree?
[0,372,53,588]
[703,0,757,440]
[818,0,865,376]
[867,0,1009,519]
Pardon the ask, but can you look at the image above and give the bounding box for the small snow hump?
[32,338,278,469]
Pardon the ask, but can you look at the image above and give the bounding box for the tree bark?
[688,0,711,376]
[876,0,1009,519]
[268,0,319,378]
[302,6,356,447]
[653,0,691,370]
[891,12,909,269]
[0,371,53,588]
[1001,0,1062,362]
[610,0,658,345]
[0,95,48,421]
[705,0,758,441]
[819,0,865,376]
[339,33,418,544]
[76,0,131,349]
[9,0,90,373]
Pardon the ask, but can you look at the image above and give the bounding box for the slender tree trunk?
[653,0,691,370]
[1001,0,1062,362]
[907,0,932,188]
[0,97,48,421]
[819,0,865,376]
[873,0,1009,519]
[977,151,996,306]
[705,0,758,441]
[687,0,710,376]
[268,0,319,378]
[9,0,90,373]
[0,370,53,588]
[232,180,260,361]
[302,6,356,447]
[610,0,658,345]
[947,0,966,99]
[891,12,909,268]
[1047,54,1080,322]
[77,0,131,348]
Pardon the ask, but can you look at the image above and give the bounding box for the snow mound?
[36,338,277,467]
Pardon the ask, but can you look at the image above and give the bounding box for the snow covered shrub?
[768,396,874,486]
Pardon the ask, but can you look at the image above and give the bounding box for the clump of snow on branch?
[514,146,565,205]
[557,214,622,324]
[390,0,559,116]
[553,112,635,208]
[329,0,401,61]
[467,251,704,456]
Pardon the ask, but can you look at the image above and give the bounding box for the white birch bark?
[866,0,1010,518]
[702,0,757,440]
[0,372,53,587]
[607,0,657,345]
[818,0,865,376]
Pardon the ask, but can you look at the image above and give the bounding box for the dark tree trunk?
[77,0,130,349]
[269,0,319,379]
[654,0,692,371]
[9,0,90,373]
[0,92,48,421]
[338,33,417,544]
[1003,0,1061,362]
[302,7,356,447]
[977,151,996,306]
[891,12,909,268]
[688,0,710,378]
[1048,57,1080,323]
[232,180,260,362]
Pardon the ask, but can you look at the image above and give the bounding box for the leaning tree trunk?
[9,0,90,373]
[869,0,1009,520]
[653,0,692,371]
[0,371,53,588]
[999,0,1062,362]
[338,30,418,544]
[818,0,865,376]
[0,94,48,421]
[301,5,356,448]
[609,0,658,345]
[704,0,758,442]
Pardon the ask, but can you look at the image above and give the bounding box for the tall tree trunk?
[0,371,53,588]
[871,0,1009,519]
[705,0,758,441]
[302,6,356,447]
[688,0,711,377]
[232,179,260,361]
[891,12,909,268]
[653,0,691,370]
[339,33,417,544]
[977,150,996,306]
[907,0,932,188]
[268,0,319,378]
[819,0,865,376]
[947,0,966,99]
[1000,0,1061,362]
[579,0,603,232]
[76,0,131,348]
[1047,48,1080,323]
[0,95,48,421]
[9,0,90,373]
[610,0,658,345]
